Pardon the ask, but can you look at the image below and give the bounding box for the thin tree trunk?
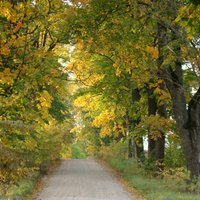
[147,87,157,159]
[135,136,144,162]
[127,116,136,158]
[128,138,135,158]
[131,88,144,162]
[156,103,167,165]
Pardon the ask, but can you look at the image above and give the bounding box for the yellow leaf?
[13,21,23,33]
[1,46,10,55]
[146,46,159,59]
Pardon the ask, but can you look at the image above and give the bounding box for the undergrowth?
[107,158,200,200]
[99,142,200,200]
[0,172,39,200]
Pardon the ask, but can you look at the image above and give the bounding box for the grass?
[106,158,200,200]
[8,179,37,199]
[0,160,61,200]
[0,172,39,200]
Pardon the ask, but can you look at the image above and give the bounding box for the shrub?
[98,141,128,161]
[71,143,87,159]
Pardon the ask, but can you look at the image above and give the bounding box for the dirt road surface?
[35,159,136,200]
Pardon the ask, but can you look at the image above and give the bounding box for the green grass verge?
[107,158,200,200]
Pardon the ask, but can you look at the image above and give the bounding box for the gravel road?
[35,159,136,200]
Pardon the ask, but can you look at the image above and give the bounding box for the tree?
[66,0,200,179]
[0,0,74,192]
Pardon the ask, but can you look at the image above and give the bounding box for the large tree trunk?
[158,21,200,179]
[166,76,200,179]
[186,88,200,178]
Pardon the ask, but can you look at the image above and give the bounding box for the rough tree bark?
[158,21,200,179]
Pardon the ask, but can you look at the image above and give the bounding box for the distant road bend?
[35,159,136,200]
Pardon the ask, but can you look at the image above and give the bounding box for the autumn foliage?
[0,0,74,194]
[0,0,200,196]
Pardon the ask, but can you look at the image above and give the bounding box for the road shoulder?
[97,159,146,200]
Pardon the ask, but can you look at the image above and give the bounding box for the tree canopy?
[0,0,200,195]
